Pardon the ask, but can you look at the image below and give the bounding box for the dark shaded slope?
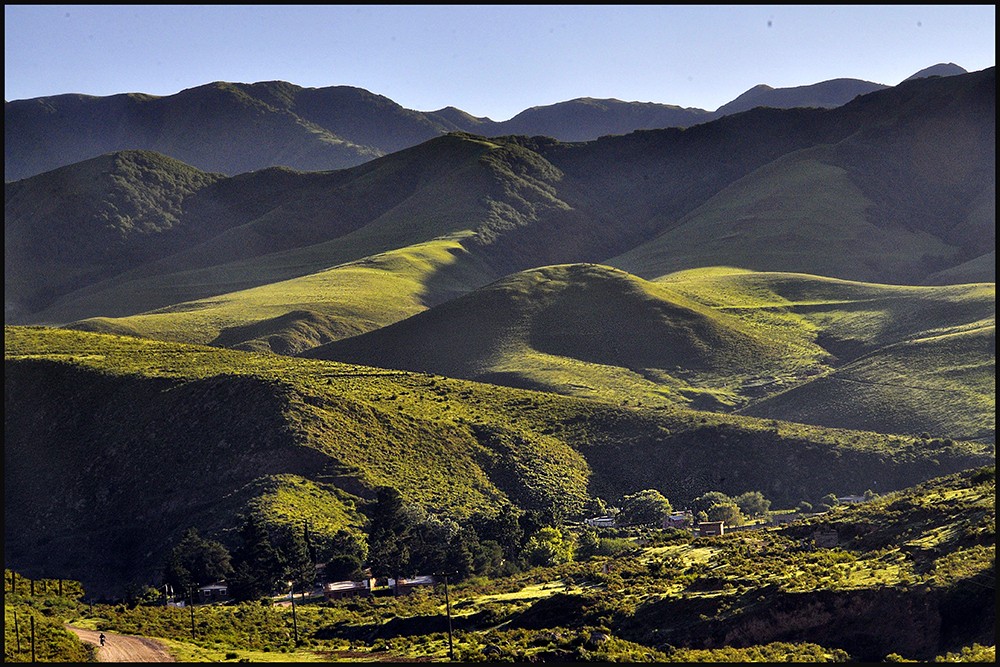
[4,151,224,320]
[830,67,996,256]
[492,98,711,141]
[4,83,382,182]
[598,68,996,283]
[714,77,888,116]
[3,359,330,595]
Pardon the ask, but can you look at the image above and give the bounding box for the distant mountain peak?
[904,63,967,81]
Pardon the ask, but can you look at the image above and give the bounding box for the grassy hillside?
[607,148,962,284]
[306,263,828,409]
[22,134,599,331]
[67,235,492,353]
[6,326,991,596]
[744,321,995,442]
[307,264,995,440]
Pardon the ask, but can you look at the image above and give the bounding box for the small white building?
[585,516,617,528]
[324,578,375,600]
[389,575,436,596]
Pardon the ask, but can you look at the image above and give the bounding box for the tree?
[618,489,672,526]
[575,529,601,560]
[282,525,315,592]
[734,491,771,519]
[472,506,524,561]
[583,496,611,518]
[408,513,458,575]
[444,524,479,580]
[470,539,505,577]
[325,529,367,581]
[367,487,412,579]
[163,528,233,593]
[228,514,285,601]
[705,501,745,527]
[692,491,732,514]
[521,526,573,567]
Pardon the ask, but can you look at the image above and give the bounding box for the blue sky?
[5,4,996,121]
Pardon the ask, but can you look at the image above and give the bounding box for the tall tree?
[366,487,412,579]
[228,514,285,601]
[163,528,233,593]
[734,491,772,518]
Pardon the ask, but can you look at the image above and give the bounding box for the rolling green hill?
[305,265,995,441]
[6,325,991,596]
[304,263,828,409]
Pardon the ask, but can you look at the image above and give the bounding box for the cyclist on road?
[99,633,106,647]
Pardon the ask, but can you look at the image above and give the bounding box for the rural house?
[197,582,229,603]
[662,510,693,529]
[698,521,725,537]
[389,575,436,596]
[324,578,376,601]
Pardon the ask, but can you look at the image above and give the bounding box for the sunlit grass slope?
[658,268,996,440]
[745,321,996,442]
[305,263,830,409]
[307,263,994,438]
[608,148,961,284]
[6,325,990,594]
[67,234,496,354]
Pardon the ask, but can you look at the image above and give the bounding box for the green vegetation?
[4,466,992,662]
[4,572,92,663]
[6,325,992,598]
[304,263,994,441]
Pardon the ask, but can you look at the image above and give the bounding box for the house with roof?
[389,575,436,596]
[662,510,693,529]
[324,578,376,601]
[585,516,617,528]
[197,582,230,603]
[698,521,725,537]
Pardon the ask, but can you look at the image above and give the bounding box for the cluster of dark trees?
[162,486,571,602]
[161,485,795,603]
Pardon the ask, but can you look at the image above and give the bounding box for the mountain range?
[4,63,967,182]
[4,63,995,597]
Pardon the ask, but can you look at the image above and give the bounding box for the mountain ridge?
[5,63,970,182]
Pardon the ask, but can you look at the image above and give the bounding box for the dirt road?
[66,625,175,662]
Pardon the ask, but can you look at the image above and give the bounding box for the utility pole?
[30,614,36,663]
[13,609,21,654]
[442,573,455,661]
[289,582,299,645]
